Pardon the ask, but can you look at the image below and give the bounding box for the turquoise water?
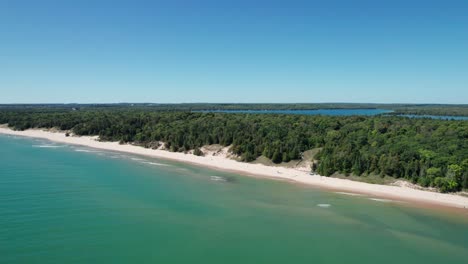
[1,135,468,264]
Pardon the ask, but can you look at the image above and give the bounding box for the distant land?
[1,103,468,116]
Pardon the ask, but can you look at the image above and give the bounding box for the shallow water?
[1,135,468,264]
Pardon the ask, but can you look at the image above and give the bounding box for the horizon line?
[0,102,468,106]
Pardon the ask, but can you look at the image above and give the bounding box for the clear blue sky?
[1,0,467,104]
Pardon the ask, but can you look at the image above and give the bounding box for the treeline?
[1,103,467,116]
[391,105,468,117]
[314,119,468,192]
[0,108,467,192]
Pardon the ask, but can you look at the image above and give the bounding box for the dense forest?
[0,107,467,192]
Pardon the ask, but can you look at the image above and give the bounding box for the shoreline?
[1,127,468,211]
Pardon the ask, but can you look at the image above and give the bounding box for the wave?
[32,145,63,148]
[210,176,227,182]
[141,161,169,167]
[369,198,393,203]
[120,156,169,166]
[317,204,331,208]
[74,149,100,153]
[334,192,364,197]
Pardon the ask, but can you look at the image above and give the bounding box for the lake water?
[1,135,468,264]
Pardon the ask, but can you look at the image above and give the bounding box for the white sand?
[1,127,468,209]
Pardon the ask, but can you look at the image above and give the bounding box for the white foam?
[210,176,227,182]
[141,161,169,166]
[131,157,145,161]
[335,192,364,197]
[74,149,100,153]
[369,198,393,203]
[317,204,331,208]
[32,145,63,148]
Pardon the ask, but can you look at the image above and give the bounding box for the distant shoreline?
[1,126,468,211]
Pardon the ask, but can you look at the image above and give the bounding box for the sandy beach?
[1,126,468,210]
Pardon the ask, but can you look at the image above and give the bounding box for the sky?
[1,0,467,104]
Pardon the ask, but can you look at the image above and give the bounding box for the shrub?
[193,148,204,156]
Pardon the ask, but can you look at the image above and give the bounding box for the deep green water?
[1,135,468,264]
